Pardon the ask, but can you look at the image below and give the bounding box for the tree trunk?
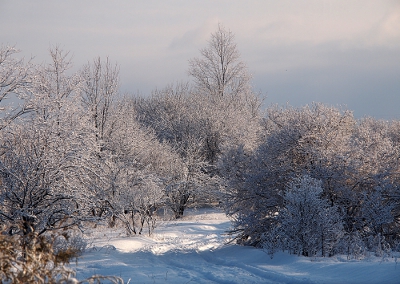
[174,193,190,219]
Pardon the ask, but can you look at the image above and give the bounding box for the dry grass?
[0,225,123,284]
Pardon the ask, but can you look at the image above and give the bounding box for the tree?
[189,23,263,181]
[343,118,400,253]
[132,27,262,220]
[188,23,251,99]
[0,47,98,239]
[223,103,354,246]
[222,103,400,257]
[133,85,220,218]
[95,98,183,232]
[80,57,119,143]
[0,45,32,129]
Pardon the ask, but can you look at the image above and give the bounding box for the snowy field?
[73,209,399,284]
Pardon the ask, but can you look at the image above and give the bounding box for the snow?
[73,208,400,284]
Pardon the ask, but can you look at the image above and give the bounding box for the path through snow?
[73,208,399,283]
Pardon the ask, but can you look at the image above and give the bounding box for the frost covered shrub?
[263,175,344,257]
[335,231,366,260]
[361,190,394,238]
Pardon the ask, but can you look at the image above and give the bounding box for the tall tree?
[189,24,263,164]
[188,23,251,99]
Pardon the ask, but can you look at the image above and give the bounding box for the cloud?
[168,18,220,50]
[240,0,399,49]
[375,3,400,46]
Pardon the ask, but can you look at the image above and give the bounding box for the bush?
[263,175,344,257]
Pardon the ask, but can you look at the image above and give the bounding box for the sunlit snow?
[73,208,399,284]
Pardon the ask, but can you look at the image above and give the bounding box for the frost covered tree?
[97,98,182,231]
[80,57,119,143]
[164,144,215,219]
[133,85,219,218]
[340,118,400,254]
[349,118,400,194]
[77,57,122,220]
[360,189,395,256]
[0,45,33,129]
[189,24,262,158]
[262,103,355,190]
[188,23,251,99]
[224,103,400,257]
[0,47,99,238]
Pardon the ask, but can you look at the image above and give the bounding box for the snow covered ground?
[73,208,399,283]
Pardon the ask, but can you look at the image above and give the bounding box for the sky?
[1,0,399,119]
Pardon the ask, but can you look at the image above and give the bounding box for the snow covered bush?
[223,104,352,246]
[263,175,344,257]
[119,173,165,235]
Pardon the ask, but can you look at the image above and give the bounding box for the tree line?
[0,24,399,282]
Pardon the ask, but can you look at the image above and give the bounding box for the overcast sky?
[1,0,399,119]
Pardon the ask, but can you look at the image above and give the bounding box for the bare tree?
[188,24,251,99]
[80,57,119,142]
[189,25,263,166]
[38,47,77,100]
